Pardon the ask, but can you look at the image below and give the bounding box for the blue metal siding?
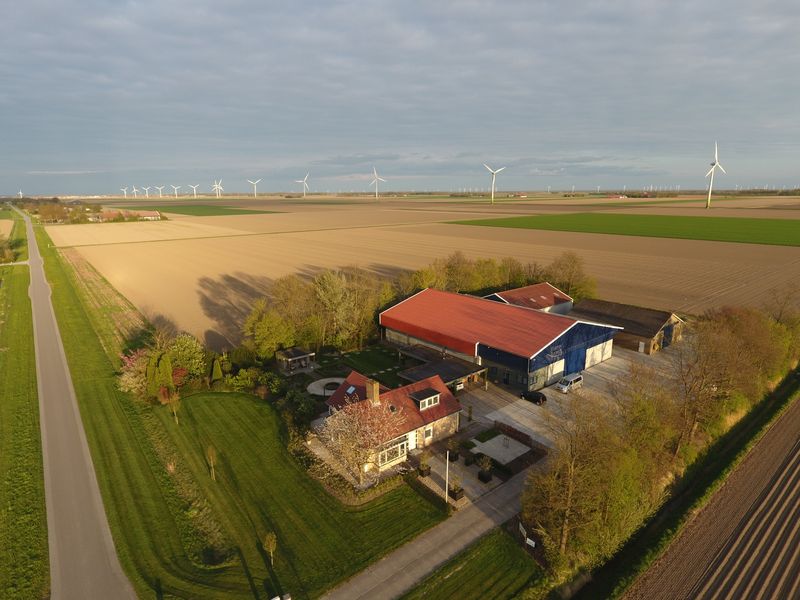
[529,323,617,372]
[477,344,529,371]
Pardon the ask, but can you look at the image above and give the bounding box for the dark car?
[520,390,546,405]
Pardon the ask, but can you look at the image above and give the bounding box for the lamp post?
[445,450,450,507]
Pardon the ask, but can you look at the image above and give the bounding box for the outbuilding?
[484,282,573,314]
[569,299,684,355]
[379,288,621,391]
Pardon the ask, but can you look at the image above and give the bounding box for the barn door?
[662,324,674,348]
[565,347,586,375]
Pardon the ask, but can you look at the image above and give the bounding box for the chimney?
[366,379,381,406]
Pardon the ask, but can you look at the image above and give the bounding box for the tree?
[243,299,295,360]
[210,357,223,385]
[118,348,149,398]
[167,333,206,380]
[167,390,181,425]
[318,397,405,486]
[206,445,217,481]
[263,531,277,566]
[313,270,358,349]
[546,252,596,300]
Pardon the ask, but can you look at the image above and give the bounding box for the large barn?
[379,288,621,391]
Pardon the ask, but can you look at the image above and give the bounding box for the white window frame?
[419,394,440,411]
[378,435,409,466]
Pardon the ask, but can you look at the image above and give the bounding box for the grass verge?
[573,369,800,599]
[121,205,274,216]
[452,213,800,247]
[0,261,48,599]
[158,392,446,599]
[400,528,544,600]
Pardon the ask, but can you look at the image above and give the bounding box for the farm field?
[453,213,800,247]
[121,204,273,216]
[43,197,800,349]
[157,392,446,599]
[0,262,48,599]
[400,528,543,600]
[0,216,12,237]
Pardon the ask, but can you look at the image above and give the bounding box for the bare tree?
[206,445,217,481]
[318,388,405,486]
[263,531,277,566]
[167,390,181,425]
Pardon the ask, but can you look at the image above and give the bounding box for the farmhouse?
[569,299,684,355]
[484,282,573,314]
[379,288,620,391]
[327,370,461,471]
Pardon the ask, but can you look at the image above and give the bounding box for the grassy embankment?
[0,223,48,598]
[453,213,800,247]
[573,369,800,599]
[401,528,544,600]
[35,226,444,598]
[121,205,273,216]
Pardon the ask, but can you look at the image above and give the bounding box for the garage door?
[565,347,586,374]
[585,340,613,368]
[545,359,565,384]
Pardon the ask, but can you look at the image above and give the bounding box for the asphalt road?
[15,207,136,599]
[625,390,800,600]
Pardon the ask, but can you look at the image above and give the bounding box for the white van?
[554,373,583,393]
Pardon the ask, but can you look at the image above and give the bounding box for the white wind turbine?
[143,186,151,198]
[705,141,726,209]
[370,167,386,199]
[189,184,199,198]
[131,186,140,198]
[247,178,262,198]
[155,186,165,198]
[18,189,23,199]
[121,187,128,198]
[212,180,223,198]
[294,173,309,198]
[483,163,506,205]
[171,185,181,198]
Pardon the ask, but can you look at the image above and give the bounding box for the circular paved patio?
[307,377,345,397]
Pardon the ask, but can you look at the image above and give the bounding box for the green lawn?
[401,528,544,600]
[158,392,446,599]
[122,204,273,216]
[452,213,800,247]
[0,208,12,219]
[0,260,48,597]
[317,346,413,388]
[34,226,443,598]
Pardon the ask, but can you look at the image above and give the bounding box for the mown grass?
[157,392,446,599]
[452,213,800,247]
[121,204,273,216]
[401,528,543,600]
[35,226,444,598]
[317,346,411,388]
[0,261,49,599]
[0,208,12,219]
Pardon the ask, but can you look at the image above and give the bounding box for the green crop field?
[34,226,443,599]
[157,392,446,599]
[401,528,543,600]
[0,260,48,596]
[453,213,800,247]
[122,204,274,216]
[0,208,12,219]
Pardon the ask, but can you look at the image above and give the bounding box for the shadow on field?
[256,539,284,599]
[236,546,261,599]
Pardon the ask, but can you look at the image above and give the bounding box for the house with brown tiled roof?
[326,370,461,472]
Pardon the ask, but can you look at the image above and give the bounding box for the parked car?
[520,390,547,405]
[554,373,583,393]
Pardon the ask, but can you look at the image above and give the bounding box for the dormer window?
[410,388,441,411]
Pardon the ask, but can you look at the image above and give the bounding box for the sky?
[2,1,799,196]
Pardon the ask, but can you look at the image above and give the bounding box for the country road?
[625,390,800,600]
[14,207,136,599]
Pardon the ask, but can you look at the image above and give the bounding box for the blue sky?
[2,1,799,195]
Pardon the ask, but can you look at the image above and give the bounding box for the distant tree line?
[521,287,800,585]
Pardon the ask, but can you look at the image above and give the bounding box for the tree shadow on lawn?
[256,538,285,599]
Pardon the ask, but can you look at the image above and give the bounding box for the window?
[378,435,409,466]
[424,426,433,440]
[419,394,440,411]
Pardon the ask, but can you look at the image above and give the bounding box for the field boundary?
[571,367,800,599]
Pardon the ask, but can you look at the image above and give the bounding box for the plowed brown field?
[45,196,800,348]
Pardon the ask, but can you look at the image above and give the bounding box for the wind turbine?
[121,187,128,198]
[155,186,164,198]
[483,164,505,204]
[294,173,310,197]
[247,178,262,198]
[132,186,139,199]
[143,186,151,198]
[212,180,223,198]
[705,141,727,209]
[170,185,181,198]
[370,167,385,199]
[18,189,23,199]
[189,184,199,198]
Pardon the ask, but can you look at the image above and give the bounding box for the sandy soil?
[0,220,12,238]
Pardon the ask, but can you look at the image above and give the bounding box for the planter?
[448,487,464,501]
[478,469,493,483]
[418,464,431,477]
[463,452,476,467]
[448,451,459,462]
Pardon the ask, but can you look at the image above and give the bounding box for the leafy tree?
[546,251,596,300]
[118,348,149,398]
[167,333,206,380]
[243,299,295,360]
[210,357,223,384]
[263,532,277,566]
